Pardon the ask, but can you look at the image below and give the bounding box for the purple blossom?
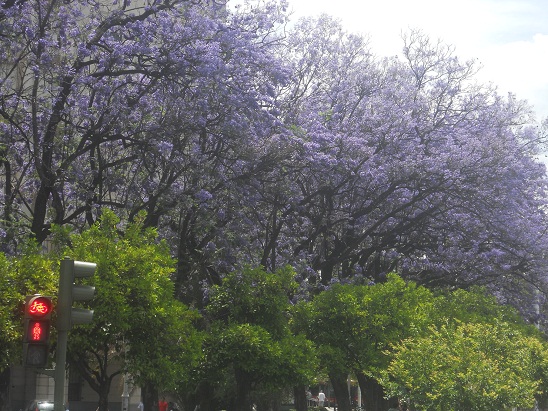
[195,189,213,203]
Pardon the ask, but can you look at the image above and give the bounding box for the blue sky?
[282,0,548,121]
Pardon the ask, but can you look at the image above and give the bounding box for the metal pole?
[121,374,130,411]
[54,259,73,411]
[54,329,68,411]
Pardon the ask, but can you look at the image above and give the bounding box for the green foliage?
[293,274,434,376]
[384,287,548,411]
[207,265,297,338]
[205,322,295,386]
[58,210,202,392]
[0,243,58,370]
[202,265,316,404]
[387,321,546,411]
[431,287,531,331]
[293,275,548,410]
[0,253,24,370]
[3,216,548,411]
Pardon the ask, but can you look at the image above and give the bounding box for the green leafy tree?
[0,246,57,370]
[430,287,531,329]
[56,210,202,411]
[293,275,434,411]
[387,321,548,411]
[0,243,58,410]
[200,265,316,411]
[0,253,18,373]
[385,287,548,411]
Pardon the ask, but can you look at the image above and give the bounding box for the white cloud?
[284,0,548,120]
[476,33,548,118]
[229,0,548,120]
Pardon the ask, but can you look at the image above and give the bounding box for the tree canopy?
[293,274,434,410]
[200,265,316,411]
[3,1,548,410]
[1,2,547,312]
[388,321,547,411]
[293,275,548,411]
[58,210,202,411]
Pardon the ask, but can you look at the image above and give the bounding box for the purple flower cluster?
[0,0,547,314]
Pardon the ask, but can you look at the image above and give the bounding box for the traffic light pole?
[54,258,96,411]
[54,329,68,411]
[54,259,73,411]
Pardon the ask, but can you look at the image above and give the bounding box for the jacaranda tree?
[3,0,548,310]
[3,2,548,410]
[0,0,288,253]
[254,17,548,311]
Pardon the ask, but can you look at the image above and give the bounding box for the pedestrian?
[137,401,144,411]
[318,390,326,407]
[158,398,168,411]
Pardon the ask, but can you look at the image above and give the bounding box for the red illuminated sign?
[32,322,42,340]
[23,295,52,367]
[27,320,49,342]
[27,297,52,318]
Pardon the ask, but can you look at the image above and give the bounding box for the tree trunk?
[228,367,253,411]
[69,354,115,411]
[97,385,111,411]
[141,382,158,411]
[31,184,51,243]
[356,372,388,411]
[329,372,351,411]
[196,380,217,411]
[0,150,15,250]
[293,385,307,411]
[0,368,9,411]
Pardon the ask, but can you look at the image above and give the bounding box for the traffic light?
[23,295,52,367]
[57,258,96,331]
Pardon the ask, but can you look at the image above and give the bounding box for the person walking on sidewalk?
[318,390,326,407]
[158,398,168,411]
